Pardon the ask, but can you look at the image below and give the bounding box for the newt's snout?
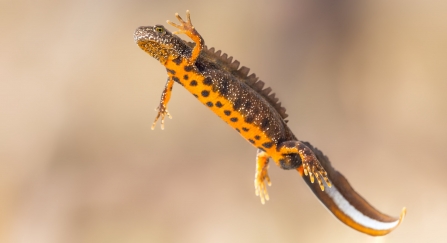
[134,26,150,43]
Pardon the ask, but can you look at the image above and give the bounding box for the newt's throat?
[138,41,173,63]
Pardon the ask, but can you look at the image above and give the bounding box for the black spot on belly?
[230,117,238,122]
[254,135,261,140]
[201,90,210,97]
[215,101,223,108]
[244,115,254,124]
[261,118,270,130]
[190,80,198,86]
[235,128,240,133]
[172,76,180,83]
[184,65,193,72]
[242,127,249,132]
[193,94,198,98]
[166,68,176,75]
[203,77,213,86]
[206,101,213,107]
[262,142,273,149]
[233,98,243,110]
[183,75,189,80]
[248,139,255,144]
[172,56,182,65]
[224,110,231,116]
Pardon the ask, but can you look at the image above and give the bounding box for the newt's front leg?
[152,77,174,130]
[167,10,204,64]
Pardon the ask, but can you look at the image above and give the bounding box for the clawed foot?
[254,166,271,204]
[151,105,172,130]
[167,10,195,35]
[167,10,203,64]
[302,156,332,191]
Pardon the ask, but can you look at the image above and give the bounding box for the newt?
[134,10,406,236]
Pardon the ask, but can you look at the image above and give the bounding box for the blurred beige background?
[1,0,446,242]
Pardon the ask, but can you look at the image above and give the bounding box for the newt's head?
[134,25,186,64]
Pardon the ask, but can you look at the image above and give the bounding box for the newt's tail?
[299,142,406,236]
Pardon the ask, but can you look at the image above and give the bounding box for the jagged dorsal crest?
[186,42,289,119]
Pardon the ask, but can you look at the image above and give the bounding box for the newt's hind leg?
[277,141,332,191]
[152,77,174,130]
[254,149,271,204]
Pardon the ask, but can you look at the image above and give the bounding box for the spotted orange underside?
[165,57,282,158]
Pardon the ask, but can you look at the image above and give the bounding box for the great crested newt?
[134,10,406,236]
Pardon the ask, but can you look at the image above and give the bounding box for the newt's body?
[134,11,405,236]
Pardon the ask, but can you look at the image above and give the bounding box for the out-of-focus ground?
[1,0,446,242]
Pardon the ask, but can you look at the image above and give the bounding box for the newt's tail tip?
[399,207,407,223]
[391,207,406,231]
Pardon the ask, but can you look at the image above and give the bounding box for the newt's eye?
[155,26,164,33]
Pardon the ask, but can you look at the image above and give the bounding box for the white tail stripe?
[325,186,399,231]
